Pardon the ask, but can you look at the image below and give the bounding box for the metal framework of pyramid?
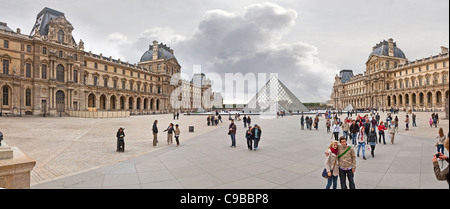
[243,76,309,114]
[343,104,354,112]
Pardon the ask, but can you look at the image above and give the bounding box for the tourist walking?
[433,136,449,185]
[412,113,417,127]
[164,123,174,145]
[324,140,339,189]
[247,116,251,127]
[300,115,305,130]
[243,115,247,128]
[252,124,262,151]
[332,121,340,141]
[326,119,331,133]
[342,119,349,141]
[174,124,181,147]
[357,126,367,160]
[378,121,387,144]
[245,126,253,151]
[350,120,359,145]
[394,116,399,132]
[152,120,159,147]
[388,120,396,144]
[436,128,446,155]
[405,115,409,130]
[116,127,125,152]
[368,127,377,158]
[314,116,319,130]
[337,136,356,189]
[228,120,237,147]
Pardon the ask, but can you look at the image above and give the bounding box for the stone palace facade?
[331,38,449,111]
[0,7,212,116]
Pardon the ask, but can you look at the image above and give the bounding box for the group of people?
[228,119,262,151]
[115,120,182,152]
[300,115,320,130]
[207,114,222,126]
[321,111,450,189]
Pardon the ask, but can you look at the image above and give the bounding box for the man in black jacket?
[252,124,262,151]
[349,120,359,145]
[153,120,158,147]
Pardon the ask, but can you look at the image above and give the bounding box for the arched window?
[56,64,65,82]
[26,88,32,106]
[58,30,64,43]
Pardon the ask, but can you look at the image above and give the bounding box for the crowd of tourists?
[306,110,450,189]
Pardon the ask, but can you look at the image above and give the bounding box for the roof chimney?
[388,38,394,57]
[441,46,448,54]
[152,40,159,60]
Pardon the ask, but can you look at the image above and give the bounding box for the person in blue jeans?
[356,126,367,160]
[228,120,237,147]
[252,124,262,151]
[349,120,359,145]
[325,140,339,189]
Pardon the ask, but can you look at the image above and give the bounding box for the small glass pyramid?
[244,76,309,114]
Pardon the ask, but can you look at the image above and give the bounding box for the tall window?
[26,88,31,106]
[122,81,126,89]
[58,30,64,43]
[3,40,9,48]
[2,59,9,74]
[103,77,108,87]
[2,86,9,105]
[56,64,65,82]
[73,70,78,83]
[93,77,98,86]
[42,47,47,55]
[113,80,117,89]
[443,74,448,84]
[26,63,31,78]
[42,64,47,79]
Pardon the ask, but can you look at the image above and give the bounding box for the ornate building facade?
[331,38,449,111]
[0,7,211,116]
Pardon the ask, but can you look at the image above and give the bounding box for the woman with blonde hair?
[324,140,339,189]
[436,128,446,155]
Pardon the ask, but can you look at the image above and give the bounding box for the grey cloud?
[112,2,338,103]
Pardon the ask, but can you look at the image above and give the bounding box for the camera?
[435,153,441,158]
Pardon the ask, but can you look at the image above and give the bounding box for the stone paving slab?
[29,111,448,189]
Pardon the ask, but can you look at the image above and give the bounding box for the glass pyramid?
[244,76,309,114]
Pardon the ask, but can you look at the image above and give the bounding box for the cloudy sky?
[1,0,448,103]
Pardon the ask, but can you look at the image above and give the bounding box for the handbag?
[322,153,338,178]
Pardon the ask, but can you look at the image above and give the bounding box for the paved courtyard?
[1,111,448,189]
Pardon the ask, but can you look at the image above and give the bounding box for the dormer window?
[58,30,64,43]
